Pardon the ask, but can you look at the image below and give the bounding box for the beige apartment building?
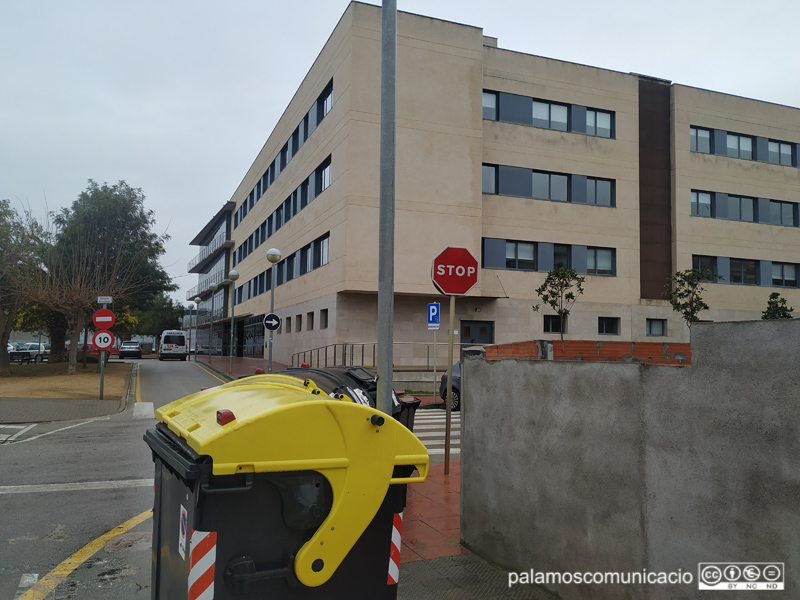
[187,2,800,367]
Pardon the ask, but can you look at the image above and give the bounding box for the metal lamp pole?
[228,270,240,374]
[187,303,194,360]
[194,296,201,360]
[208,283,217,364]
[266,248,282,373]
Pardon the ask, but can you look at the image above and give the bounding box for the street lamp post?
[194,296,201,360]
[187,303,194,360]
[228,270,240,374]
[208,283,218,364]
[266,248,281,373]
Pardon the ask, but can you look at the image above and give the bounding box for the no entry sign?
[431,247,479,295]
[93,308,115,329]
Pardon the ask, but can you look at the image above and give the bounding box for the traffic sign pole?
[444,295,455,474]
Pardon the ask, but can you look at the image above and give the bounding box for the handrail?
[187,233,230,272]
[186,270,226,300]
[291,341,474,370]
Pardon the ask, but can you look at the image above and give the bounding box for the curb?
[119,362,138,413]
[196,360,234,383]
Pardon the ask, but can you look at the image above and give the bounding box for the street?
[0,361,457,599]
[0,359,222,600]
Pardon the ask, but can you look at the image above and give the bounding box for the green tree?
[762,292,794,320]
[0,200,42,369]
[17,181,176,374]
[132,293,184,337]
[533,268,586,346]
[663,268,722,336]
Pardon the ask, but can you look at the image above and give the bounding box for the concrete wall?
[461,319,800,599]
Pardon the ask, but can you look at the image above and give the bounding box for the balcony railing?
[186,270,226,300]
[292,341,474,370]
[187,234,232,273]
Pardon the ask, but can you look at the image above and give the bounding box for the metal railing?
[292,341,474,370]
[187,234,231,272]
[186,270,226,300]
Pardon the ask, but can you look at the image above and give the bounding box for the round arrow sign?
[263,313,281,331]
[93,329,114,351]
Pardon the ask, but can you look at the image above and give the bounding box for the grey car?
[439,361,461,412]
[118,341,143,359]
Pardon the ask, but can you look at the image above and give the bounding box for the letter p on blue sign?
[428,302,440,324]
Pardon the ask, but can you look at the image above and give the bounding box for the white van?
[159,330,188,361]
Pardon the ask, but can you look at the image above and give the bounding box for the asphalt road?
[0,359,223,600]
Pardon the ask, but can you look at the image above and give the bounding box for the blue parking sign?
[428,303,440,324]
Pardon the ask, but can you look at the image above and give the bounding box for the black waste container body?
[145,374,428,600]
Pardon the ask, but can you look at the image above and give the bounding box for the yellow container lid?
[155,374,429,587]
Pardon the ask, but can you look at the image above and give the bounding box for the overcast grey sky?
[3,0,799,306]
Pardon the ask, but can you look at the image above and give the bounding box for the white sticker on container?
[178,505,188,559]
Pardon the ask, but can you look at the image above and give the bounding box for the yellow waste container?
[144,374,428,600]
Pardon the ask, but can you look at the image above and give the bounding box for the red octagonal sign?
[432,247,479,295]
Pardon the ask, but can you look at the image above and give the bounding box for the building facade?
[188,2,799,367]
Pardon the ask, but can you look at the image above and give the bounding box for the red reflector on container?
[217,409,236,425]
[201,387,210,391]
[254,368,265,375]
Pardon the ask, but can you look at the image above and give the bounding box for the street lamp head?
[188,304,194,310]
[228,269,240,282]
[267,248,282,264]
[209,283,218,292]
[194,296,202,304]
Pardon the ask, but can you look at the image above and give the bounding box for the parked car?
[18,342,50,363]
[118,341,143,359]
[66,343,104,363]
[439,362,461,412]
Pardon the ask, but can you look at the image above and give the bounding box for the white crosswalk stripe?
[0,424,36,444]
[413,409,461,456]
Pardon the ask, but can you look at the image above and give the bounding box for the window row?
[233,157,332,266]
[542,315,667,336]
[692,255,798,287]
[234,233,330,306]
[234,80,333,229]
[483,90,614,138]
[690,126,797,167]
[279,309,329,335]
[690,190,797,227]
[483,164,615,206]
[484,238,616,276]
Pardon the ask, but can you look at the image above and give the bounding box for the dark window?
[587,247,614,275]
[532,171,569,202]
[300,246,310,275]
[691,191,712,217]
[274,206,283,232]
[586,109,612,138]
[300,180,309,209]
[482,91,498,120]
[543,315,563,333]
[772,263,798,287]
[768,141,793,166]
[296,314,302,333]
[586,178,613,206]
[770,200,795,226]
[280,143,288,170]
[598,317,620,335]
[482,165,497,194]
[727,195,755,222]
[307,312,314,331]
[286,255,295,282]
[646,319,666,336]
[285,316,292,334]
[727,133,753,160]
[554,244,571,269]
[692,255,716,274]
[532,101,568,131]
[690,127,712,153]
[730,258,758,285]
[320,309,329,329]
[505,241,536,270]
[292,128,300,156]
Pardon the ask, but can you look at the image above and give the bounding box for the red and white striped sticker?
[387,512,403,585]
[188,530,216,600]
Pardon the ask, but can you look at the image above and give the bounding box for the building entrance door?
[460,320,494,345]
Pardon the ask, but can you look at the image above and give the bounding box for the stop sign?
[431,247,479,295]
[93,308,115,329]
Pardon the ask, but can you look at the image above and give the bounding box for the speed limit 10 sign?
[93,330,114,351]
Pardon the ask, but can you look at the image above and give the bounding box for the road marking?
[14,574,39,600]
[135,364,142,403]
[11,417,110,445]
[18,509,152,600]
[192,361,226,383]
[1,425,37,443]
[132,402,154,419]
[0,478,153,495]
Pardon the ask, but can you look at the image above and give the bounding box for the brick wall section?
[484,340,691,365]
